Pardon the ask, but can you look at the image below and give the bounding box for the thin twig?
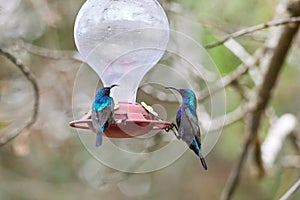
[198,59,257,101]
[198,40,263,101]
[223,39,263,85]
[279,178,300,200]
[0,48,39,146]
[205,16,300,49]
[17,40,83,62]
[198,63,249,101]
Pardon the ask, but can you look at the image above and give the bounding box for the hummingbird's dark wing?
[177,107,200,143]
[92,105,113,130]
[92,97,114,146]
[92,106,113,147]
[182,108,201,138]
[182,108,207,170]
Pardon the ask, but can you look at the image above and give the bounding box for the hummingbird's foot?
[171,123,178,131]
[112,118,118,125]
[121,115,128,125]
[165,123,175,132]
[165,123,181,140]
[115,115,128,125]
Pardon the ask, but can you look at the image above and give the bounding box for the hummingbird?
[92,84,118,147]
[166,87,207,170]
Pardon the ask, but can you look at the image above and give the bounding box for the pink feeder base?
[69,102,173,138]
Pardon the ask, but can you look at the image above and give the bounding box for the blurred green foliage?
[0,121,9,130]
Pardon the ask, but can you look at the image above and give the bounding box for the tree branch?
[198,47,261,101]
[0,48,39,146]
[223,39,263,86]
[261,114,297,170]
[221,1,300,199]
[17,40,83,62]
[220,112,262,200]
[254,136,265,178]
[205,16,300,49]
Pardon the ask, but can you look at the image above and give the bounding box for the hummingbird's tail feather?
[96,130,103,147]
[198,151,208,170]
[190,138,208,170]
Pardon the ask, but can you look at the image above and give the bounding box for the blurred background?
[1,0,300,199]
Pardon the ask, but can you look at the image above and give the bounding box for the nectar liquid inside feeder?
[69,0,172,138]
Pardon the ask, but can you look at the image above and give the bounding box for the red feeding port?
[69,102,173,138]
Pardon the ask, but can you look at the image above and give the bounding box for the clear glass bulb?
[74,0,169,103]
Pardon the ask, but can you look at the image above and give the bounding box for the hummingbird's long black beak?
[110,84,119,89]
[165,86,180,92]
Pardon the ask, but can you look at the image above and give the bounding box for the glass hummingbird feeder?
[69,0,172,138]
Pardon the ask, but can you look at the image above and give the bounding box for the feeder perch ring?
[69,102,173,138]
